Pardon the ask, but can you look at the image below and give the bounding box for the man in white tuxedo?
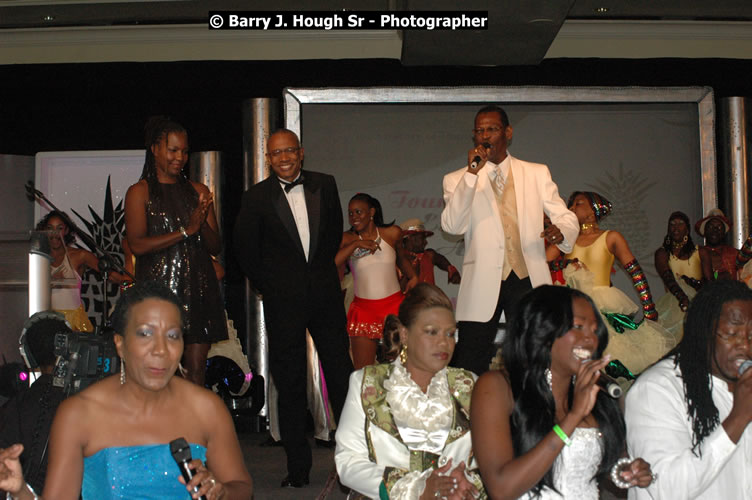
[441,105,579,375]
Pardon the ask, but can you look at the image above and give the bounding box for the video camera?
[20,311,120,395]
[51,328,120,394]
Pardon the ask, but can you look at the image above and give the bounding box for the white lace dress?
[519,427,603,499]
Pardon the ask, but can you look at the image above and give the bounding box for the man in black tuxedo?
[234,128,353,488]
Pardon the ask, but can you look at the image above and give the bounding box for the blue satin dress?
[82,443,207,499]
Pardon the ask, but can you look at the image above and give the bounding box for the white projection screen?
[284,86,716,304]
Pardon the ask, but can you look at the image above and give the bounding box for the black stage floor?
[239,430,348,500]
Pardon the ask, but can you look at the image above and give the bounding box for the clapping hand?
[186,193,213,236]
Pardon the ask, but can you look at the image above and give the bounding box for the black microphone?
[470,142,491,170]
[170,437,207,500]
[596,371,623,398]
[738,359,752,376]
[25,181,38,202]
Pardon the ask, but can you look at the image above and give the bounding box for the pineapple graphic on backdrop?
[586,164,656,264]
[72,176,126,327]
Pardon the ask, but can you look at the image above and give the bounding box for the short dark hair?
[382,283,454,360]
[677,279,752,454]
[268,128,301,147]
[110,281,185,336]
[475,105,510,127]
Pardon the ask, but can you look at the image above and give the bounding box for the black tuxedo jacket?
[234,170,344,303]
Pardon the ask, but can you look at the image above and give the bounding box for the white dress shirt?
[279,175,310,261]
[625,357,752,499]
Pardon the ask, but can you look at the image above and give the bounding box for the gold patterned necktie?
[494,165,505,193]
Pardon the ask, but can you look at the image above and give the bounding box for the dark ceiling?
[1,0,751,29]
[2,0,751,66]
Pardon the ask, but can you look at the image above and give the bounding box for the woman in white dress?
[335,283,483,499]
[471,285,654,499]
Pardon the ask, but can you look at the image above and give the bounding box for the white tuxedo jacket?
[441,154,579,322]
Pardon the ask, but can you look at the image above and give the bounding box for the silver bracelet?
[611,457,632,489]
[6,482,39,500]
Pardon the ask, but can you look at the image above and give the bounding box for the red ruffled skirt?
[347,291,404,339]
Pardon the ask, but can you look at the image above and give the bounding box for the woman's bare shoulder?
[58,376,120,421]
[173,376,225,412]
[381,225,403,244]
[474,370,514,408]
[125,179,148,199]
[341,230,358,243]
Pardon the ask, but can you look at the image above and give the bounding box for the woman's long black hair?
[349,193,394,230]
[502,285,625,496]
[661,211,696,260]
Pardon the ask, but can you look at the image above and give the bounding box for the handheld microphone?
[169,437,207,500]
[25,181,37,202]
[470,142,491,170]
[738,359,752,376]
[596,371,623,399]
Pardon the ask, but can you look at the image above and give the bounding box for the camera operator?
[0,313,69,494]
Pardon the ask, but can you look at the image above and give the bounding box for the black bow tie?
[282,175,305,193]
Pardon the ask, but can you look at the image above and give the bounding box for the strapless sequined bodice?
[519,427,603,499]
[82,443,207,499]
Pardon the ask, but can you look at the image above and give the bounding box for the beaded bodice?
[520,427,603,499]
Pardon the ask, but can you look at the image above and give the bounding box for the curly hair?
[36,210,76,246]
[382,283,454,361]
[348,193,395,229]
[676,279,752,455]
[503,285,625,496]
[110,280,185,336]
[661,211,696,260]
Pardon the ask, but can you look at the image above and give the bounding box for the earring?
[682,235,688,244]
[399,344,408,364]
[178,363,187,378]
[545,368,552,390]
[120,359,126,385]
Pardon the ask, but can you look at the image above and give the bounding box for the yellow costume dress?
[655,247,702,339]
[564,231,679,377]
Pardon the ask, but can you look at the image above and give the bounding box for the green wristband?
[379,480,389,500]
[553,424,572,446]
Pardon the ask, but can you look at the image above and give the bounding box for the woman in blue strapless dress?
[0,281,252,499]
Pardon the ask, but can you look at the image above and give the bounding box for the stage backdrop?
[35,150,144,326]
[299,102,706,307]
